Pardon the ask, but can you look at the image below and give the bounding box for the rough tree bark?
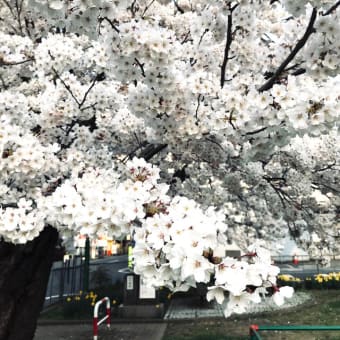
[0,226,59,340]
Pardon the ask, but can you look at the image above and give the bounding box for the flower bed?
[278,272,340,290]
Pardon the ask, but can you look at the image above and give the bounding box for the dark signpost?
[120,272,163,318]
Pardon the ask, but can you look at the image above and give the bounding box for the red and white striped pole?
[93,297,111,340]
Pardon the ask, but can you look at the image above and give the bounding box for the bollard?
[93,297,111,340]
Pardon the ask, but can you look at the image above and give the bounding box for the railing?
[93,297,111,340]
[249,324,340,339]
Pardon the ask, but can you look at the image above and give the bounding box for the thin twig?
[134,58,146,77]
[198,29,209,46]
[52,67,81,106]
[141,0,155,18]
[79,77,97,108]
[0,58,33,66]
[195,94,202,122]
[15,0,24,34]
[313,162,336,173]
[101,17,120,33]
[181,31,192,44]
[245,127,267,136]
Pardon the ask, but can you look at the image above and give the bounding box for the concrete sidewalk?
[34,322,167,340]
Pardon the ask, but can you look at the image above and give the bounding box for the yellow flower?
[91,302,95,306]
[112,299,117,305]
[79,290,83,295]
[66,297,72,302]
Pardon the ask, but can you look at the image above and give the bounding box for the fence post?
[249,324,261,340]
[83,236,90,292]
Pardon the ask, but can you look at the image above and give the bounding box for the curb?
[37,318,167,326]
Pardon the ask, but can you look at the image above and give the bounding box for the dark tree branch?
[141,0,155,18]
[128,0,138,16]
[0,58,33,66]
[291,68,306,76]
[313,162,337,173]
[312,181,340,194]
[195,94,202,121]
[122,141,149,162]
[78,77,97,108]
[228,111,236,130]
[245,127,267,136]
[52,67,80,106]
[140,144,167,161]
[205,137,224,151]
[0,75,7,90]
[52,68,99,110]
[258,7,317,92]
[322,0,340,16]
[220,5,236,88]
[198,29,209,46]
[134,58,146,77]
[181,31,192,44]
[14,0,24,34]
[101,17,120,33]
[0,203,18,209]
[173,0,184,14]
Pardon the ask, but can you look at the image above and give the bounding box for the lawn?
[163,290,340,340]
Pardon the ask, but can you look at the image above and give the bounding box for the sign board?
[139,280,156,299]
[126,275,134,290]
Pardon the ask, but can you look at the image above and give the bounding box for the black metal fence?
[44,255,128,307]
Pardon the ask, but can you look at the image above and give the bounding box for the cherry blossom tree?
[0,0,339,339]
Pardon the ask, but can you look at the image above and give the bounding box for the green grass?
[163,290,340,340]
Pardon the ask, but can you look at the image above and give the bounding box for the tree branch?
[100,17,120,33]
[313,162,337,173]
[141,0,155,18]
[245,127,267,136]
[195,94,202,122]
[140,143,167,161]
[322,0,340,16]
[78,77,97,108]
[134,58,146,77]
[173,0,184,14]
[0,58,33,66]
[0,203,18,209]
[52,67,80,106]
[258,7,317,92]
[220,6,235,88]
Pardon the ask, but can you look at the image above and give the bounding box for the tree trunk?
[0,226,59,340]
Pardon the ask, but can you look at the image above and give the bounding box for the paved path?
[164,296,224,319]
[34,322,166,340]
